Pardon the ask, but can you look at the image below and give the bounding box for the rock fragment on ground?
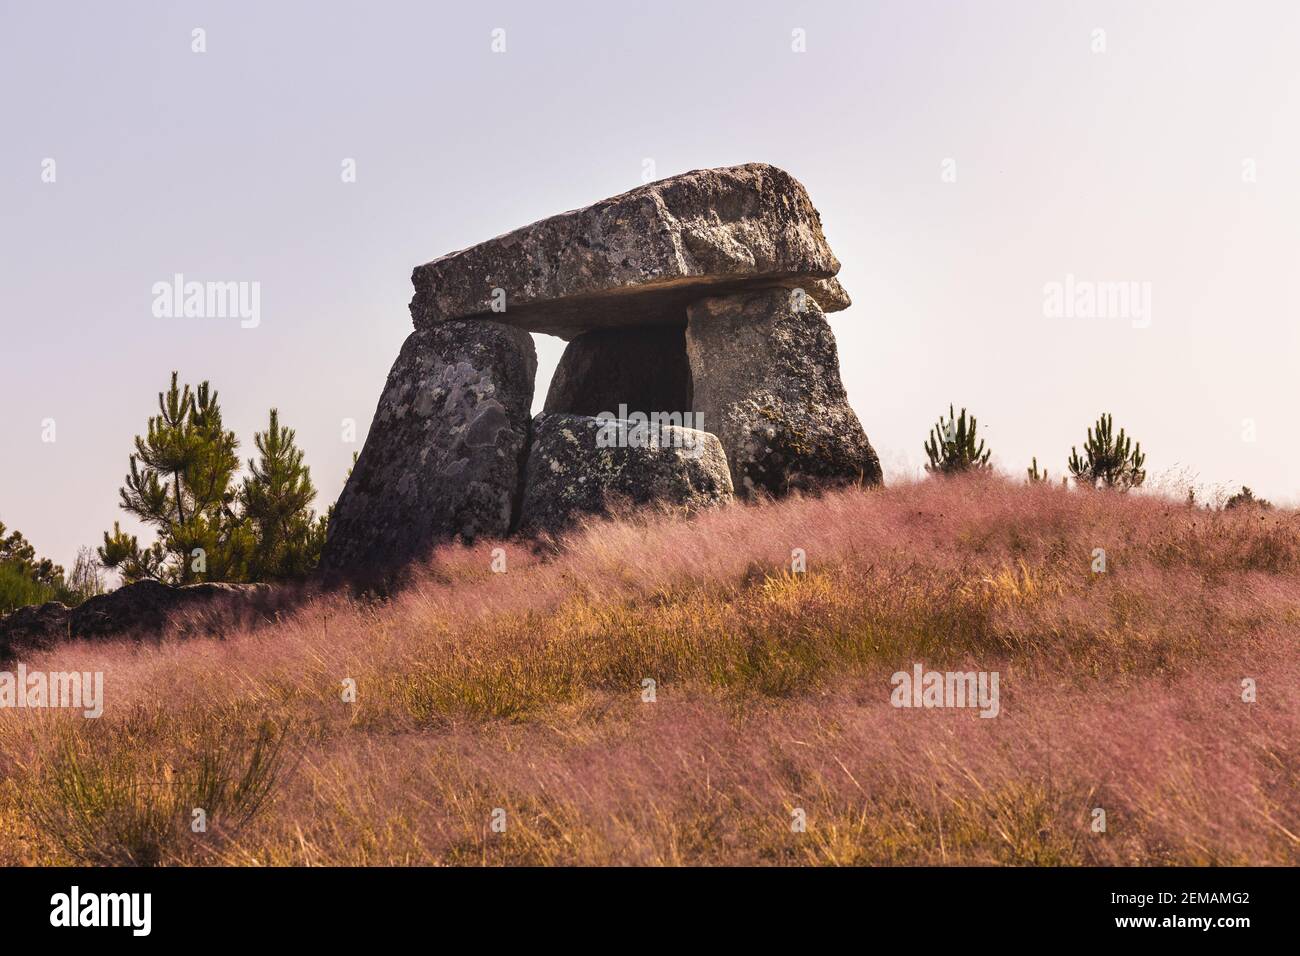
[518,413,733,535]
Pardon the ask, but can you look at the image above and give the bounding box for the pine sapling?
[1068,413,1146,491]
[924,405,991,475]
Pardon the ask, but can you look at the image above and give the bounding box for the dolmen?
[320,163,881,576]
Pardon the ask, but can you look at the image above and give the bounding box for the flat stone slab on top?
[409,163,850,340]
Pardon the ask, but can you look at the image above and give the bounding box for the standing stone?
[543,326,693,417]
[686,287,882,497]
[518,413,733,536]
[320,321,536,576]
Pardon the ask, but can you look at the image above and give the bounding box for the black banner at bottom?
[0,865,1282,942]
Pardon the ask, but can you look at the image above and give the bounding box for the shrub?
[29,719,292,865]
[924,405,991,475]
[1225,486,1272,510]
[1068,413,1146,490]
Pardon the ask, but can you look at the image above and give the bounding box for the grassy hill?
[2,474,1297,865]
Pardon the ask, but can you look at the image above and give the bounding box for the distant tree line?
[924,405,1271,507]
[0,523,103,614]
[925,406,1145,489]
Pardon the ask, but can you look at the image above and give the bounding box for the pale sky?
[2,0,1298,570]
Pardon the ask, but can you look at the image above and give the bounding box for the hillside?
[1,475,1297,865]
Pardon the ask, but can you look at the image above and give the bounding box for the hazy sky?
[3,0,1298,570]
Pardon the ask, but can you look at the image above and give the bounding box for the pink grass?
[2,475,1297,864]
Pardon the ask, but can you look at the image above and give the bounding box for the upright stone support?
[320,320,536,576]
[686,287,882,497]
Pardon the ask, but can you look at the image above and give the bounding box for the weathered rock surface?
[410,164,850,339]
[518,413,733,536]
[68,581,273,641]
[320,320,536,575]
[0,601,70,657]
[686,288,882,497]
[0,581,275,658]
[543,326,693,417]
[64,580,186,641]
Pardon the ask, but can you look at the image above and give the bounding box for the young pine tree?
[1068,413,1146,491]
[100,373,247,584]
[924,405,991,475]
[241,409,328,580]
[99,374,328,586]
[98,522,167,583]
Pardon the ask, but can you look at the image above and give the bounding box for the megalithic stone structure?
[321,163,881,576]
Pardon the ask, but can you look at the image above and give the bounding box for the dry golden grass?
[1,474,1297,865]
